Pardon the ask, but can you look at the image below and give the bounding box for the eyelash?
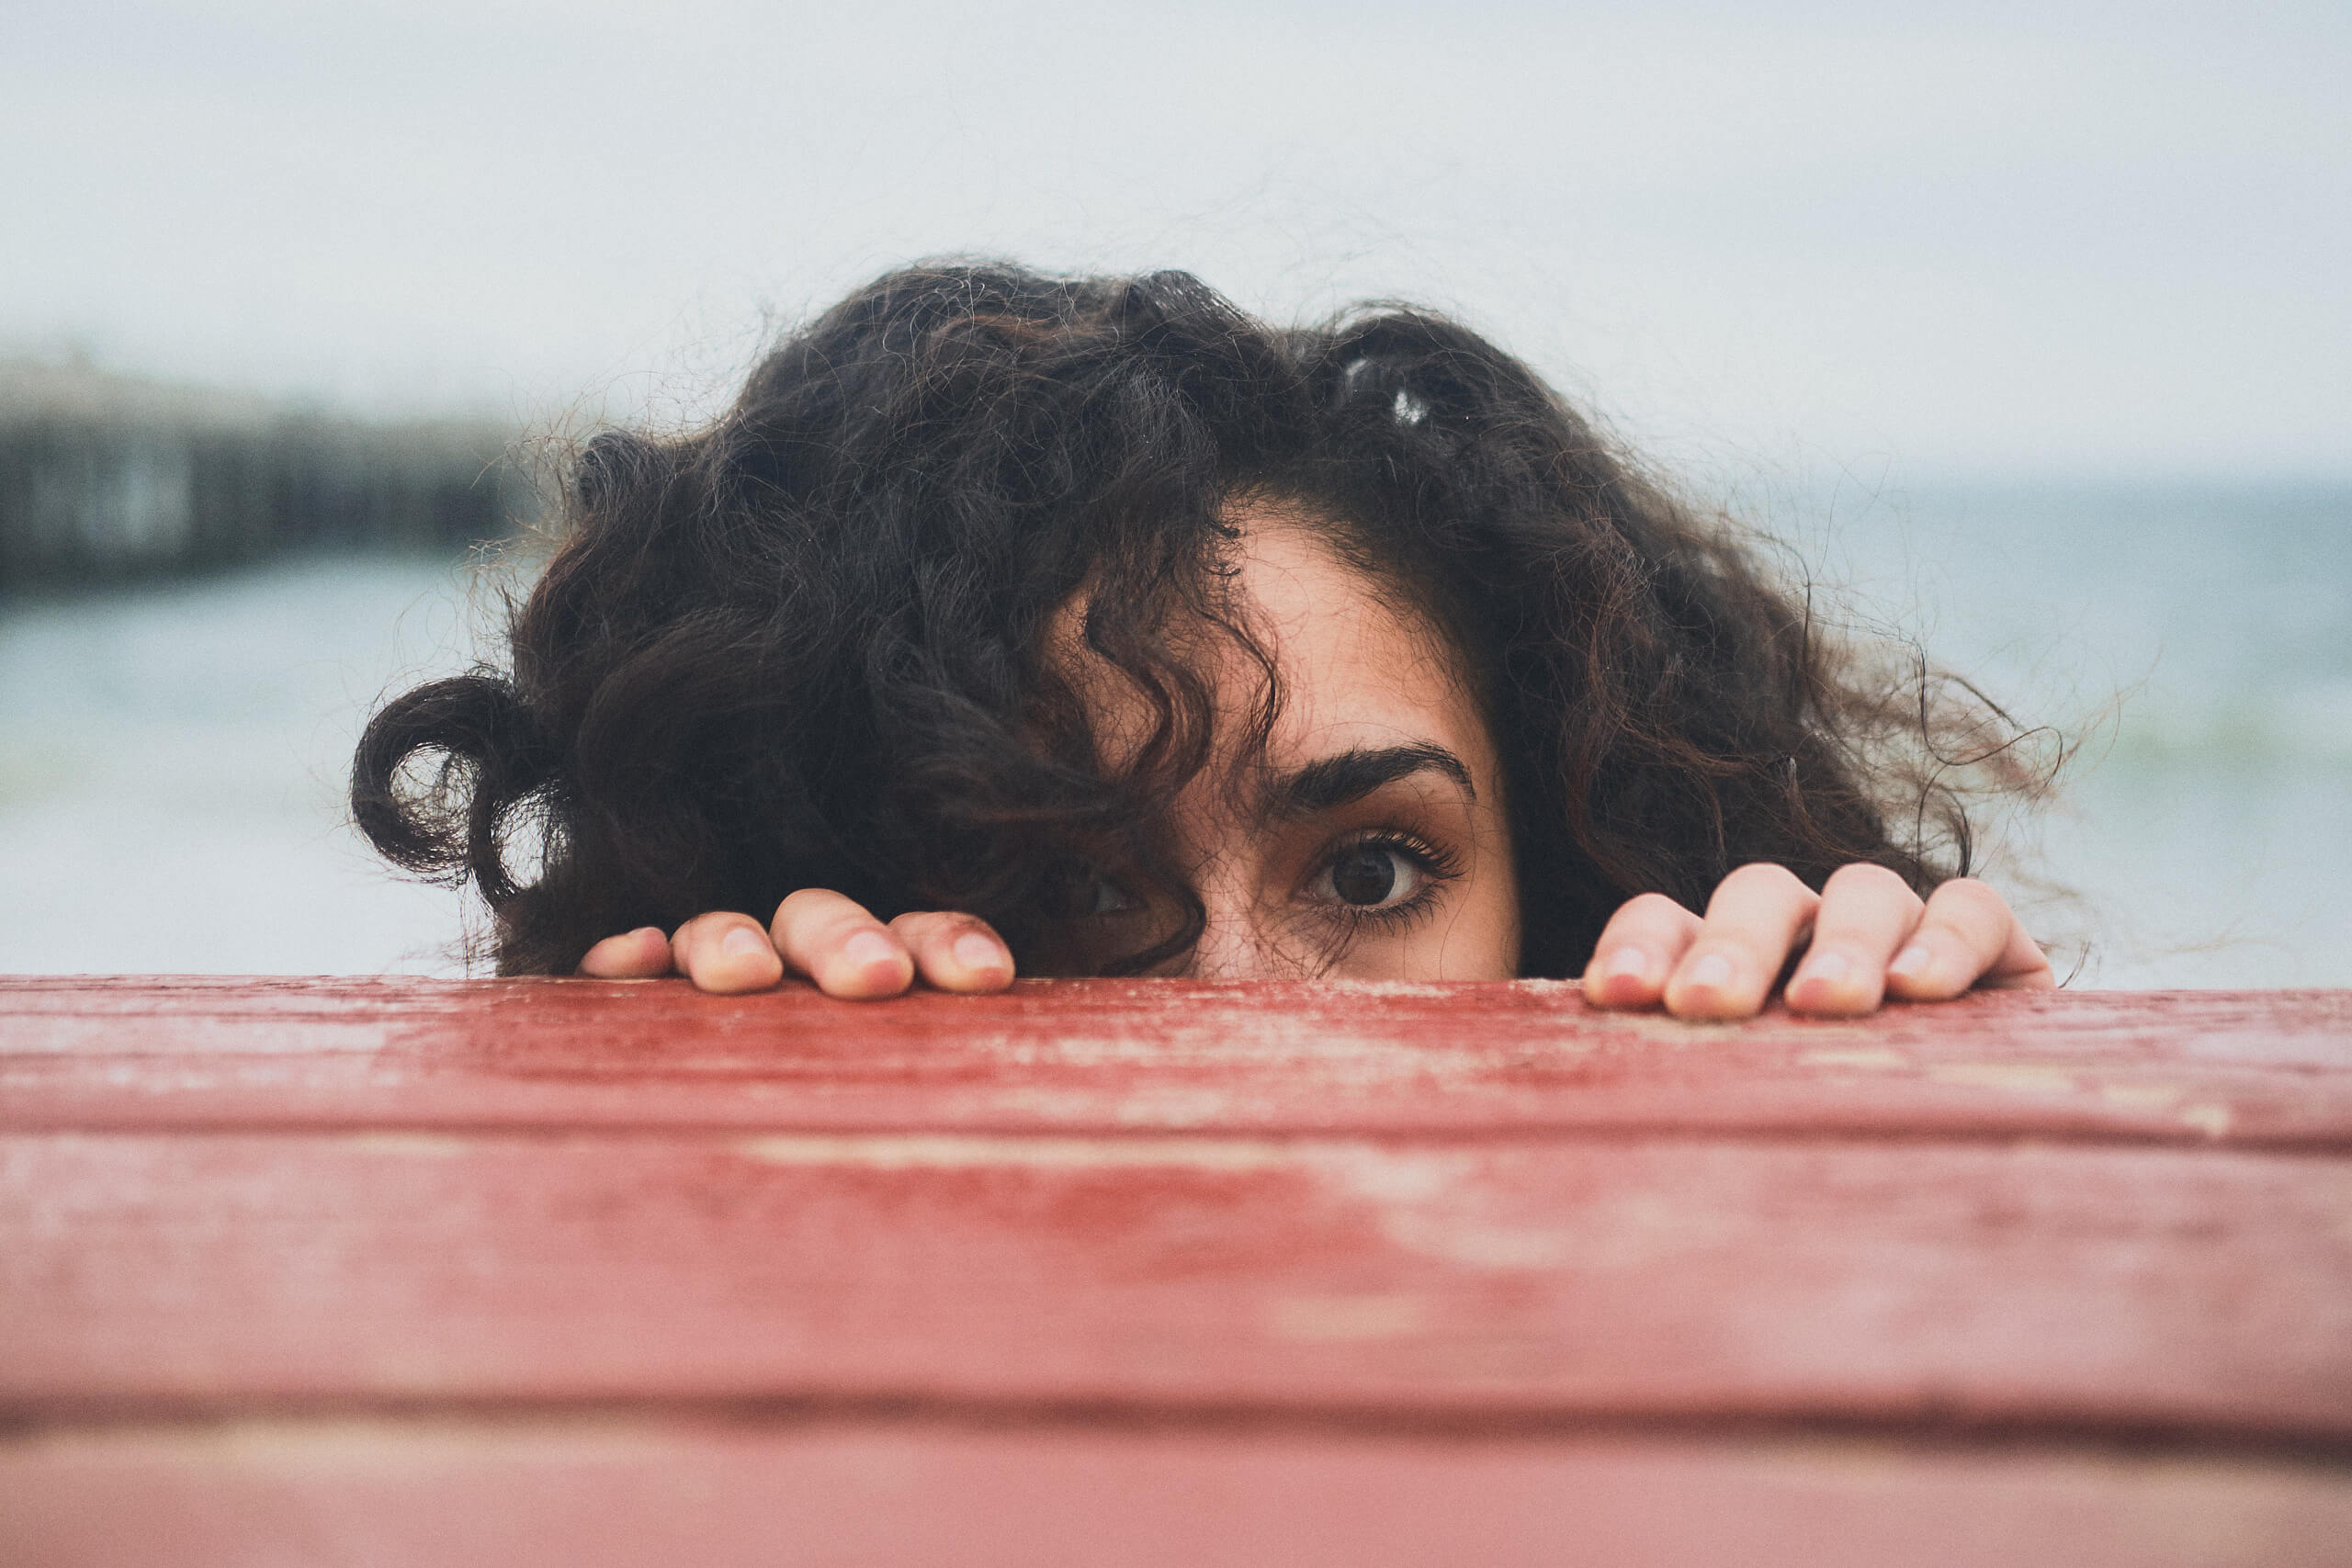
[1308,829,1464,933]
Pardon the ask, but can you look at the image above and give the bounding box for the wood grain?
[6,1417,2348,1568]
[6,976,2349,1146]
[6,1127,2350,1438]
[6,976,2350,1563]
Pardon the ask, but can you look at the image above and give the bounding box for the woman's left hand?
[1580,863,2053,1021]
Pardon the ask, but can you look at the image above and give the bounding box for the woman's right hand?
[577,889,1017,998]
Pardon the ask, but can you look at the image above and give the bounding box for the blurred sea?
[1,481,2346,985]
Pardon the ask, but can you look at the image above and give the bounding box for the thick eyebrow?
[1269,743,1476,818]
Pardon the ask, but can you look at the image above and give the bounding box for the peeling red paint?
[3,976,2349,1564]
[6,976,2349,1145]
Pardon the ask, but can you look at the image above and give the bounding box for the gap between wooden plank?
[9,1392,2352,1470]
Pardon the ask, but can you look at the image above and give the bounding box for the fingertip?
[1580,946,1658,1010]
[1785,986,1875,1017]
[1785,948,1883,1017]
[720,924,775,964]
[692,922,784,994]
[845,929,909,973]
[1580,974,1645,1010]
[1884,939,1962,1001]
[946,930,1015,992]
[892,913,1017,995]
[1784,981,1871,1016]
[1664,996,1759,1021]
[819,929,916,999]
[579,926,671,980]
[1664,951,1755,1020]
[1991,962,2062,992]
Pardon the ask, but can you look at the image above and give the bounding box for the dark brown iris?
[1329,846,1398,907]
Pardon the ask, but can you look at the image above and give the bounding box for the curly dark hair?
[353,261,2036,977]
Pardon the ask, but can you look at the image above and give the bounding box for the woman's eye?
[1084,872,1139,917]
[1048,861,1142,919]
[1317,842,1427,910]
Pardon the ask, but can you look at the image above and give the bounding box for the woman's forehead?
[1051,506,1496,785]
[1226,516,1479,751]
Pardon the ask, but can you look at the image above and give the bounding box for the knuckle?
[1617,892,1693,926]
[777,887,857,922]
[1715,929,1792,971]
[675,912,731,954]
[891,910,991,945]
[1824,862,1918,903]
[1928,876,2007,925]
[945,913,1003,946]
[834,920,897,951]
[1725,862,1816,902]
[779,891,879,943]
[1912,921,1984,967]
[710,917,765,950]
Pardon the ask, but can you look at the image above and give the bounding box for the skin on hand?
[581,858,2051,1019]
[575,892,1014,999]
[1578,863,2054,1021]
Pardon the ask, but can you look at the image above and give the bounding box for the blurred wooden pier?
[2,976,2348,1565]
[0,359,529,587]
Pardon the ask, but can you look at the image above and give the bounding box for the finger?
[889,910,1016,994]
[1580,893,1702,1010]
[772,888,916,999]
[1885,877,2055,1001]
[578,926,674,980]
[670,911,786,995]
[1665,863,1821,1021]
[1784,863,1926,1017]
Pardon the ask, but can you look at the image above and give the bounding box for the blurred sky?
[4,0,2346,480]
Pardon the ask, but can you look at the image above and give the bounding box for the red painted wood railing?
[3,976,2349,1565]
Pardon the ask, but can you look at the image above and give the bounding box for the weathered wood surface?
[7,976,2350,1144]
[6,1124,2351,1436]
[9,1419,2350,1568]
[4,976,2350,1566]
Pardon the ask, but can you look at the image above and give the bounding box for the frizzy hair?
[352,261,2044,977]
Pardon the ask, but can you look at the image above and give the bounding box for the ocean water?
[0,555,494,976]
[1791,480,2352,987]
[2,483,2346,985]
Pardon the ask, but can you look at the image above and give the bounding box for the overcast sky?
[5,0,2346,479]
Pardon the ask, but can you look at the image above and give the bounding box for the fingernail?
[843,931,903,972]
[1889,943,1933,979]
[1803,950,1851,984]
[1685,952,1734,988]
[720,927,768,960]
[953,931,1006,973]
[1601,946,1650,981]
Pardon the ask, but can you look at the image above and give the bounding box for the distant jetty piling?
[0,360,533,588]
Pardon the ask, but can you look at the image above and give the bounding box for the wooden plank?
[5,1416,2347,1568]
[9,976,2352,1561]
[5,977,2350,1146]
[6,1128,2349,1438]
